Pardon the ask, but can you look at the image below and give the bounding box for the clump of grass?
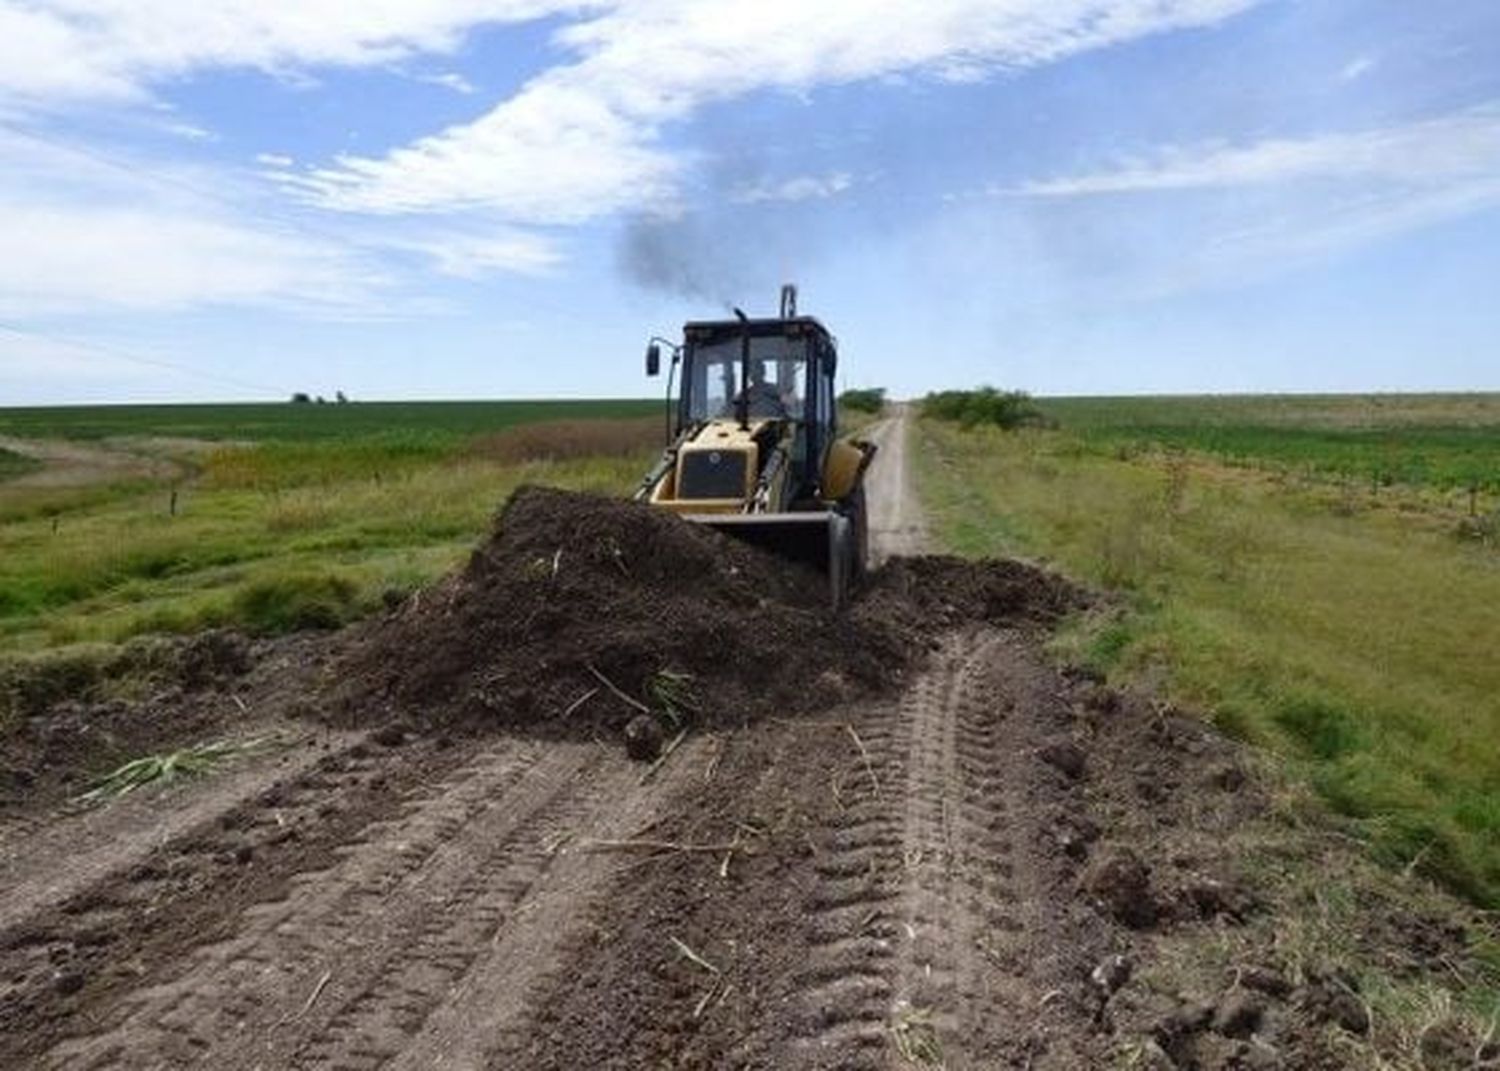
[1453,510,1499,545]
[77,736,273,803]
[230,572,361,633]
[890,1006,943,1066]
[647,669,699,730]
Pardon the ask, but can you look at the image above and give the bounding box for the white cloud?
[991,107,1500,299]
[1340,54,1377,82]
[1010,108,1500,196]
[0,126,568,318]
[161,120,214,141]
[0,2,1269,312]
[0,129,372,315]
[292,0,1258,222]
[379,228,563,277]
[0,199,381,316]
[417,71,478,95]
[0,1,587,104]
[732,172,854,204]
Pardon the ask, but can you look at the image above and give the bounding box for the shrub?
[838,388,887,414]
[922,387,1048,430]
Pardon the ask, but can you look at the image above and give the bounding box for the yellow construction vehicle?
[636,285,875,607]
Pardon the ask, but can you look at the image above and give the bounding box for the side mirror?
[646,343,661,377]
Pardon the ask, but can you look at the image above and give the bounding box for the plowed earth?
[0,415,1494,1070]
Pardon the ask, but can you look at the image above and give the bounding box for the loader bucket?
[682,511,855,609]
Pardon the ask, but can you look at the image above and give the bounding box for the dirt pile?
[335,486,1082,736]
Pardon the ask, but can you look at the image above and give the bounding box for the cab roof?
[682,315,835,345]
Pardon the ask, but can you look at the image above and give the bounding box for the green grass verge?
[0,400,669,652]
[915,418,1500,908]
[0,454,646,652]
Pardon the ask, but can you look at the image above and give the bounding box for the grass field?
[0,402,661,653]
[917,394,1500,907]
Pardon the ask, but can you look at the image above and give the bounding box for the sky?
[2,0,1498,405]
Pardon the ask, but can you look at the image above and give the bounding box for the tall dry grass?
[467,417,664,464]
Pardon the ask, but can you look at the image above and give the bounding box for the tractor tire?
[845,485,870,580]
[828,513,854,611]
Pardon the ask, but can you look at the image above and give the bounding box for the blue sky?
[2,0,1498,404]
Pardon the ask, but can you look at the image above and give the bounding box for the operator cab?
[676,314,839,499]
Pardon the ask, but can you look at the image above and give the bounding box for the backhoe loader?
[636,285,875,607]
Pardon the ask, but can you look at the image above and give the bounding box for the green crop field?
[0,401,662,656]
[0,398,660,443]
[1040,393,1500,492]
[917,393,1500,907]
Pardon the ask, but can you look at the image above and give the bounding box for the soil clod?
[1039,737,1087,780]
[1081,846,1157,928]
[1091,953,1134,995]
[623,715,664,762]
[1212,990,1265,1038]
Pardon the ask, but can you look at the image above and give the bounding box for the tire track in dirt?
[784,629,1107,1069]
[897,630,1110,1068]
[0,729,448,1070]
[40,738,555,1068]
[784,633,1024,1069]
[888,630,1041,1068]
[0,725,364,936]
[786,704,905,1068]
[400,738,716,1070]
[38,735,713,1070]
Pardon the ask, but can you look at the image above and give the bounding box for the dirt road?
[0,435,185,489]
[861,407,927,566]
[0,408,1486,1069]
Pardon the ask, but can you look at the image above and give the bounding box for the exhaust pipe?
[733,306,750,431]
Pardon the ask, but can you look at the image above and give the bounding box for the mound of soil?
[334,486,1083,735]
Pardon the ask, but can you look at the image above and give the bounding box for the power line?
[0,124,349,402]
[0,118,358,252]
[0,321,290,399]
